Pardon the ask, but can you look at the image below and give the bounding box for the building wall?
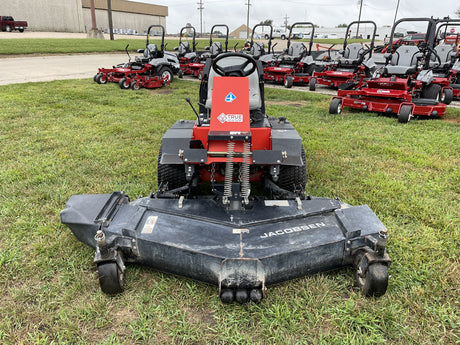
[0,0,84,32]
[0,0,167,33]
[82,9,165,34]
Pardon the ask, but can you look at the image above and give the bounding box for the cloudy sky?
[134,0,459,34]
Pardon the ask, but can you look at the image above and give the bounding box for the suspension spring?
[240,141,251,204]
[223,141,235,203]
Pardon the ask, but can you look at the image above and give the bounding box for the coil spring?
[224,141,235,199]
[240,141,251,203]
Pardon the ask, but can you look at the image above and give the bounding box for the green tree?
[337,23,348,28]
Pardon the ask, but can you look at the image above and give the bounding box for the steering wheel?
[212,52,257,77]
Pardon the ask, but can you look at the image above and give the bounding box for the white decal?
[141,216,158,234]
[260,222,327,239]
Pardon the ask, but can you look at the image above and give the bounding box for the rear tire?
[95,74,107,84]
[309,77,316,91]
[5,25,12,32]
[329,98,342,114]
[158,66,173,85]
[157,146,187,190]
[421,83,441,101]
[277,147,307,193]
[398,105,412,123]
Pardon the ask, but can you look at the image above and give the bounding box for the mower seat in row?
[201,42,224,60]
[136,44,159,63]
[204,56,262,112]
[250,42,265,59]
[339,43,365,65]
[284,43,307,61]
[430,44,457,70]
[384,45,421,76]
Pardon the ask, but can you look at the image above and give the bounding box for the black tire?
[309,77,316,91]
[440,88,453,105]
[277,147,307,193]
[97,262,124,295]
[93,74,99,82]
[178,69,183,79]
[157,147,187,190]
[131,80,141,90]
[264,34,270,40]
[398,105,412,123]
[18,28,24,33]
[353,252,388,297]
[281,35,286,40]
[119,77,130,89]
[421,83,442,101]
[158,66,173,84]
[329,98,342,115]
[284,75,293,88]
[95,74,107,84]
[5,25,12,32]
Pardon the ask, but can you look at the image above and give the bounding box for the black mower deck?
[61,191,389,302]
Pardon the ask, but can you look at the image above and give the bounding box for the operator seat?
[284,43,307,61]
[250,42,265,59]
[383,45,422,76]
[339,43,365,65]
[199,54,264,117]
[430,44,457,71]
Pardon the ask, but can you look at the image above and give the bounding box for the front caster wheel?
[97,262,125,295]
[353,251,388,297]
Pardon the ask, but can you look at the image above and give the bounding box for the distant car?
[0,16,27,32]
[270,28,289,40]
[381,33,426,53]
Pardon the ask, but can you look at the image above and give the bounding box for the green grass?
[0,38,371,55]
[0,79,459,344]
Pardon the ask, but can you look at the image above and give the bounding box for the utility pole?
[356,0,363,38]
[107,0,114,40]
[197,0,204,37]
[283,14,289,30]
[245,0,251,39]
[392,0,400,35]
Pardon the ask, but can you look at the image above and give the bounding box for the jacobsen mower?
[94,25,179,90]
[330,18,449,123]
[61,52,390,303]
[309,21,377,91]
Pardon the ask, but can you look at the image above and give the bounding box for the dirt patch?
[442,117,460,124]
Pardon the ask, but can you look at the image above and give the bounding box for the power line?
[245,0,251,39]
[197,0,204,36]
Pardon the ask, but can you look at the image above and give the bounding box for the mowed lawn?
[0,78,458,344]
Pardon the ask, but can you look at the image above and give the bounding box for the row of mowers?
[93,25,180,90]
[329,18,460,123]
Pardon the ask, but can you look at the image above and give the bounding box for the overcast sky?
[134,0,459,34]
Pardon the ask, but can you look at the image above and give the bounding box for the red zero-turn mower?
[330,18,449,123]
[263,22,319,88]
[182,24,229,79]
[61,52,391,303]
[94,25,178,90]
[429,20,460,101]
[309,21,377,91]
[175,25,199,79]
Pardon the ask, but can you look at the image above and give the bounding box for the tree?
[337,23,347,28]
[260,19,273,26]
[456,7,460,18]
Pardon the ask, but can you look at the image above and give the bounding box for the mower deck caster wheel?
[97,262,125,295]
[95,74,107,84]
[119,78,130,89]
[441,88,453,105]
[354,252,388,297]
[398,105,412,123]
[309,77,316,91]
[131,81,141,90]
[178,69,183,79]
[284,75,293,88]
[220,289,234,303]
[329,98,342,115]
